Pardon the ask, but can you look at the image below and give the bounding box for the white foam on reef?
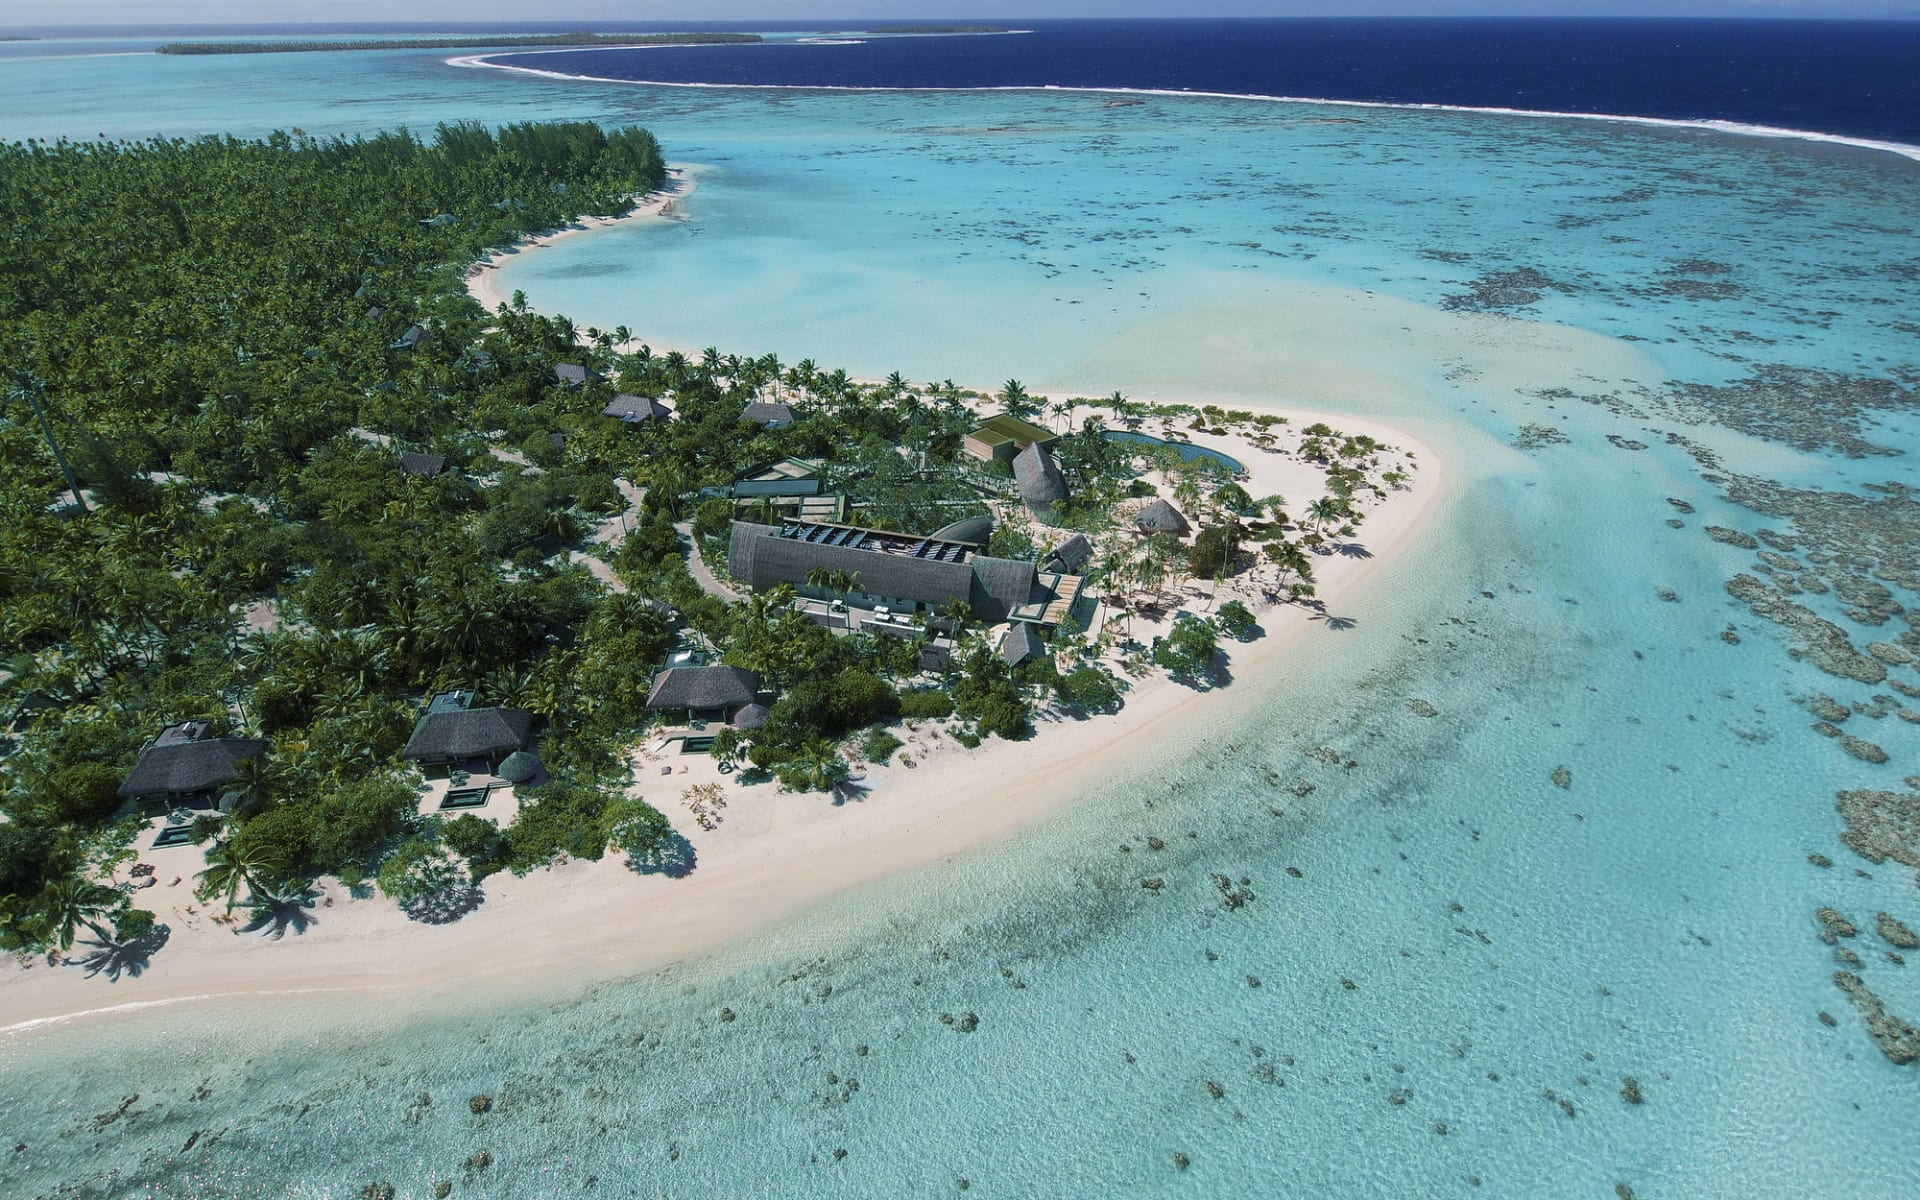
[0,986,370,1038]
[446,52,1920,166]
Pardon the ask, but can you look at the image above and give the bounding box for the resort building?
[117,721,269,810]
[553,363,591,387]
[740,400,797,428]
[400,690,535,771]
[602,394,673,424]
[397,451,448,478]
[963,413,1057,464]
[929,514,993,546]
[1012,442,1069,515]
[998,622,1047,669]
[645,666,763,725]
[728,519,1084,628]
[1134,498,1192,537]
[1043,533,1093,574]
[729,458,844,523]
[388,323,429,351]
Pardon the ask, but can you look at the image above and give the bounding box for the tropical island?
[154,32,762,56]
[0,121,1425,1009]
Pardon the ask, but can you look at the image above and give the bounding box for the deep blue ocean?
[485,18,1920,146]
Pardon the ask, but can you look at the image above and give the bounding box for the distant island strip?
[152,28,1009,56]
[154,32,764,55]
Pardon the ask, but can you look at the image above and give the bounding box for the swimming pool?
[1102,430,1246,475]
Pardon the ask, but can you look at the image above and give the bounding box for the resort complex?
[0,119,1414,1023]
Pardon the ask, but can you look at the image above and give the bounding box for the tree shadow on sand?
[1329,542,1374,559]
[240,885,320,940]
[67,924,172,981]
[829,779,875,807]
[628,832,698,879]
[1314,614,1359,631]
[403,885,485,925]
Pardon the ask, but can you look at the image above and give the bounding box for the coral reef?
[1834,971,1920,1065]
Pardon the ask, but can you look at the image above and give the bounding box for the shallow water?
[2,41,1918,1200]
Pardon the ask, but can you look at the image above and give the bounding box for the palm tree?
[1306,496,1346,534]
[38,879,123,952]
[196,839,282,915]
[998,379,1037,420]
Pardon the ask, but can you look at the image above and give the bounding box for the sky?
[3,1,1916,29]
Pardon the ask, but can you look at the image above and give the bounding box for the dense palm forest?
[0,122,701,952]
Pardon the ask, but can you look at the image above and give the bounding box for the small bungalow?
[1043,533,1092,574]
[731,703,771,732]
[740,400,796,429]
[398,451,448,478]
[388,323,429,351]
[646,666,763,724]
[998,623,1047,670]
[553,363,590,387]
[963,413,1057,464]
[1013,443,1068,516]
[400,690,535,771]
[603,394,673,424]
[118,721,269,810]
[1134,498,1192,537]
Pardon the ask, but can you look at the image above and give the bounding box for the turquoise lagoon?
[2,42,1918,1199]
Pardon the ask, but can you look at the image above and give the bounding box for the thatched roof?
[401,707,534,761]
[1044,533,1092,573]
[999,622,1047,669]
[496,750,542,784]
[646,666,761,711]
[553,363,589,386]
[930,514,994,546]
[1013,443,1067,514]
[119,735,268,799]
[388,324,429,351]
[740,400,796,427]
[728,521,1037,624]
[731,703,770,731]
[604,394,672,423]
[1134,498,1191,535]
[398,452,447,477]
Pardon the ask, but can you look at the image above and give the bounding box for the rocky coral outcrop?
[1724,575,1888,684]
[1836,788,1920,867]
[1843,736,1891,764]
[1834,971,1920,1065]
[1876,912,1919,950]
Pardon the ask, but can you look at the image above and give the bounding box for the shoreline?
[448,54,1920,167]
[464,164,698,314]
[0,406,1445,1038]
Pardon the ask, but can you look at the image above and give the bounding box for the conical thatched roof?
[732,703,770,731]
[1134,498,1190,536]
[1013,443,1067,514]
[496,750,541,784]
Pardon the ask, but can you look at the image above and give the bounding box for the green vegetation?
[0,121,677,952]
[155,33,762,55]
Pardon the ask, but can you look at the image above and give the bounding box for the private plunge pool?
[1102,430,1246,476]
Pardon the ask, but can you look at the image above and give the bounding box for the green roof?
[969,413,1055,447]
